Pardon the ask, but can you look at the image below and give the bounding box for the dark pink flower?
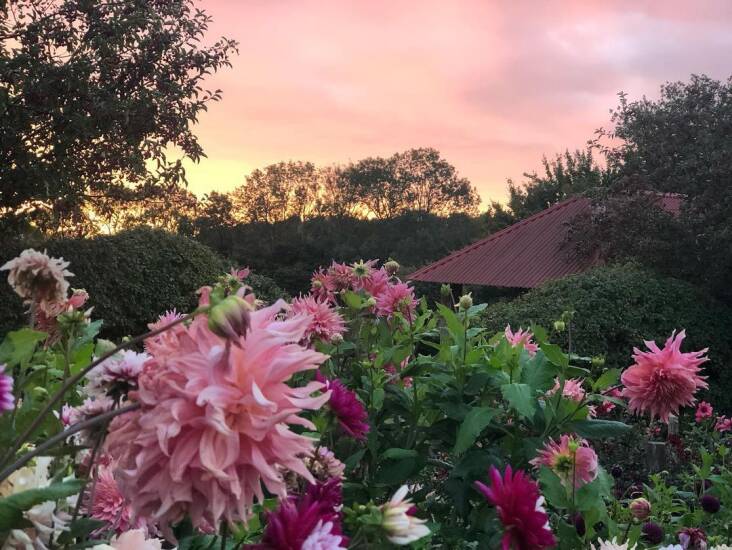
[678,527,707,549]
[530,434,598,489]
[0,364,14,414]
[474,465,556,550]
[317,373,369,441]
[327,262,356,292]
[375,282,418,322]
[621,330,708,423]
[695,401,713,423]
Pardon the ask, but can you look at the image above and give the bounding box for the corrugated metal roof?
[408,196,595,288]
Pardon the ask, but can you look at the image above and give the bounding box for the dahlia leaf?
[382,448,419,460]
[540,343,569,368]
[570,419,632,439]
[501,383,537,419]
[453,406,497,455]
[592,368,621,391]
[0,329,47,367]
[0,479,83,531]
[538,466,570,509]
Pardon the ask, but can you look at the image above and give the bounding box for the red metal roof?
[408,196,595,288]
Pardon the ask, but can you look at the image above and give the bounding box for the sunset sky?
[185,0,732,205]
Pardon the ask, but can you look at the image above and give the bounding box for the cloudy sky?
[185,0,732,204]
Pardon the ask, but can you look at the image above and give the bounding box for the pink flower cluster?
[105,300,331,534]
[309,260,418,322]
[621,330,708,423]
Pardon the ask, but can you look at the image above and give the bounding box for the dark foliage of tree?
[0,0,237,236]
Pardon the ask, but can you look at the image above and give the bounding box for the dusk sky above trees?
[183,0,732,204]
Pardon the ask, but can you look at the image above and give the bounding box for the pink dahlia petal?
[105,300,330,534]
[547,378,586,402]
[695,401,713,423]
[621,330,708,423]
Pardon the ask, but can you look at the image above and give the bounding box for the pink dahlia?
[87,350,150,397]
[317,374,370,441]
[310,269,336,303]
[307,447,345,481]
[548,378,586,402]
[288,296,347,345]
[474,465,556,550]
[0,364,14,414]
[230,267,251,282]
[260,479,345,550]
[621,330,709,422]
[144,310,186,356]
[88,462,145,534]
[327,262,356,292]
[597,387,623,415]
[105,300,331,534]
[359,267,390,298]
[1,249,73,310]
[375,282,418,322]
[715,416,732,433]
[530,434,598,489]
[504,325,539,356]
[695,401,714,423]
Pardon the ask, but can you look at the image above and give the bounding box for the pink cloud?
[184,0,732,204]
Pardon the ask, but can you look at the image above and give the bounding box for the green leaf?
[501,383,536,418]
[520,352,557,391]
[382,448,418,460]
[540,343,568,368]
[570,419,632,439]
[344,449,366,471]
[56,517,107,544]
[0,479,83,531]
[341,290,363,309]
[453,407,496,455]
[0,329,47,366]
[372,387,385,410]
[538,466,569,508]
[436,303,465,346]
[592,368,621,391]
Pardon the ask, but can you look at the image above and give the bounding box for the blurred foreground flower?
[0,364,14,414]
[381,485,430,546]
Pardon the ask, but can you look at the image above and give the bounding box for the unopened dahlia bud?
[630,497,652,521]
[207,295,252,341]
[330,333,344,344]
[364,296,377,308]
[572,512,586,537]
[95,339,117,356]
[458,293,473,311]
[700,494,720,513]
[384,260,400,276]
[440,284,451,298]
[381,486,430,545]
[591,356,606,368]
[641,522,663,544]
[553,320,566,332]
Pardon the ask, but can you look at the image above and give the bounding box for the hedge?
[0,228,285,341]
[482,264,732,411]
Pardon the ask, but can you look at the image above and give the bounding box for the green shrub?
[0,228,285,341]
[482,264,732,410]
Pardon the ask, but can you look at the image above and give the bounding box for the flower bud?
[352,260,370,278]
[630,497,651,521]
[611,465,623,478]
[364,296,377,308]
[553,320,566,332]
[591,356,606,368]
[458,293,473,311]
[641,522,663,544]
[95,339,117,356]
[700,494,720,513]
[572,513,586,537]
[440,284,451,298]
[381,486,430,545]
[331,333,344,344]
[384,260,400,276]
[207,295,252,342]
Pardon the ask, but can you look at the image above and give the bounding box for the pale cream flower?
[381,485,430,545]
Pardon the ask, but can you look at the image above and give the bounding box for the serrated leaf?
[538,466,569,508]
[501,383,536,418]
[453,406,496,455]
[341,290,363,309]
[372,387,385,410]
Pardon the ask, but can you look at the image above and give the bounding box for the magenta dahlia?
[317,374,370,441]
[474,465,556,550]
[621,330,708,422]
[695,401,713,423]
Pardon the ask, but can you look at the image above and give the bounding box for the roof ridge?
[410,196,587,278]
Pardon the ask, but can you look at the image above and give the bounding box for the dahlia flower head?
[504,325,539,356]
[310,269,337,303]
[88,460,147,535]
[327,261,357,292]
[86,350,150,398]
[359,267,390,298]
[621,330,709,423]
[474,465,556,550]
[316,373,370,441]
[1,249,73,311]
[695,401,714,423]
[259,478,346,550]
[548,378,586,402]
[715,415,732,433]
[288,295,347,345]
[530,434,599,489]
[104,299,331,535]
[0,363,14,414]
[374,281,418,322]
[380,485,430,546]
[592,539,637,550]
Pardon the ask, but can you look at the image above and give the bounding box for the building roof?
[408,193,684,288]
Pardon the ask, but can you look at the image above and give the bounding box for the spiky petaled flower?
[621,330,708,423]
[530,434,598,489]
[317,374,370,441]
[547,378,586,402]
[715,415,732,432]
[288,296,347,345]
[591,539,637,550]
[87,350,150,398]
[678,527,707,549]
[474,465,556,550]
[327,262,356,292]
[504,325,539,356]
[260,479,345,550]
[144,309,185,355]
[380,485,430,546]
[695,401,713,423]
[374,282,418,322]
[359,267,390,299]
[105,300,331,535]
[0,364,14,414]
[310,269,336,303]
[88,462,146,534]
[1,249,73,311]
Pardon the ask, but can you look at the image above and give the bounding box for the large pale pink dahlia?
[530,434,598,489]
[288,296,346,345]
[375,282,418,322]
[1,249,73,310]
[105,300,331,534]
[621,330,708,422]
[504,325,539,356]
[474,465,556,550]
